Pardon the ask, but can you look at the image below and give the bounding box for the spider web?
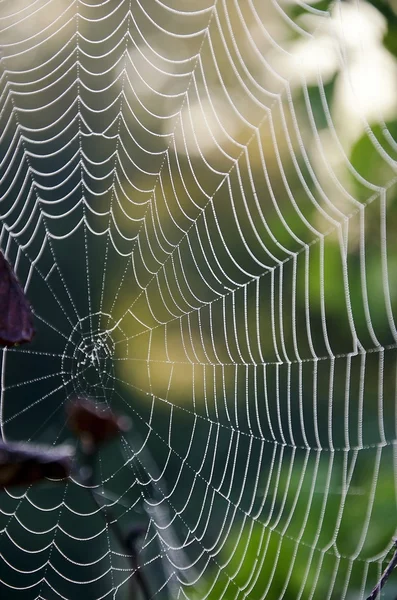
[1,0,397,598]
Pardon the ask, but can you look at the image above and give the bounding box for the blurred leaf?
[367,1,397,58]
[350,120,397,196]
[288,0,333,21]
[66,397,131,451]
[0,251,35,347]
[0,440,73,488]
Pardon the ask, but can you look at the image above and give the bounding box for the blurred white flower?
[274,1,397,145]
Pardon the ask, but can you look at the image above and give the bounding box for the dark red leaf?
[0,252,35,346]
[66,397,130,450]
[0,440,73,488]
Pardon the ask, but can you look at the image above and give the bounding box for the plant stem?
[366,540,397,600]
[84,450,151,600]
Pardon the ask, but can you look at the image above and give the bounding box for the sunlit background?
[1,1,397,598]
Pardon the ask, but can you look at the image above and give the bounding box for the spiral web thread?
[1,0,397,599]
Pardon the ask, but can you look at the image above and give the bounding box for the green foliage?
[350,121,397,195]
[288,1,334,22]
[368,0,397,58]
[201,453,397,600]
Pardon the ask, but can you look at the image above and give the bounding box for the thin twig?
[84,450,151,600]
[125,528,152,600]
[366,540,397,600]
